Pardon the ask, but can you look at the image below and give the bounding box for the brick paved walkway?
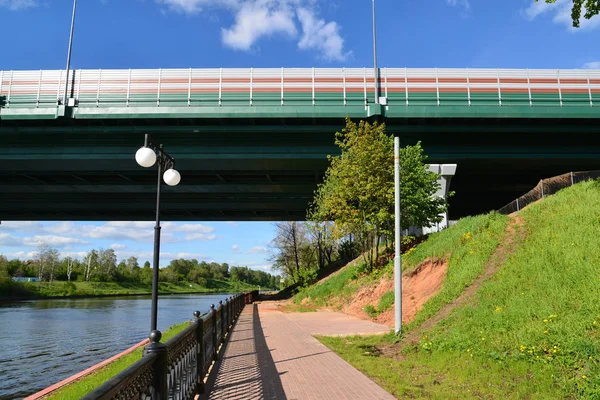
[205,303,394,400]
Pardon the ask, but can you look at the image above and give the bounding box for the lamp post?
[394,136,402,335]
[372,0,379,104]
[64,0,77,106]
[135,134,181,333]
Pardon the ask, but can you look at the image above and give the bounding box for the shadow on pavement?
[205,304,287,400]
[253,304,287,399]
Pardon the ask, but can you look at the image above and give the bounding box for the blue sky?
[0,0,599,270]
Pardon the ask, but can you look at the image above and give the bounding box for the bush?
[364,304,378,318]
[63,281,77,296]
[378,290,395,313]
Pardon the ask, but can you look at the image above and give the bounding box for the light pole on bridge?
[135,135,182,334]
[64,0,77,106]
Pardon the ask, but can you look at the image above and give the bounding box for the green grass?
[377,290,395,313]
[1,279,257,299]
[316,180,600,399]
[293,262,368,307]
[319,334,559,399]
[46,322,190,400]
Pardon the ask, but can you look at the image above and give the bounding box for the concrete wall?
[404,164,457,237]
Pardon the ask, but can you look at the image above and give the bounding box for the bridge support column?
[406,164,457,236]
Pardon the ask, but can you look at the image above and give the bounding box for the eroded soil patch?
[342,258,449,326]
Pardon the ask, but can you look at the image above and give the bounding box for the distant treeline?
[0,244,280,290]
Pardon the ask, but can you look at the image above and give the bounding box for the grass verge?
[44,321,190,400]
[319,334,559,399]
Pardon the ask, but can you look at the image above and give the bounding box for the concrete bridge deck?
[203,302,393,400]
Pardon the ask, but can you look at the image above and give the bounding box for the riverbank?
[0,279,260,303]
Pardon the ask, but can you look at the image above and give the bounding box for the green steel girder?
[1,105,600,221]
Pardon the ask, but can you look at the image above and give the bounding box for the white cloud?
[583,61,600,69]
[157,0,206,14]
[170,252,208,259]
[232,244,241,253]
[0,0,36,10]
[184,233,217,241]
[3,251,36,259]
[446,0,469,10]
[158,0,348,61]
[248,245,268,254]
[222,0,297,50]
[158,0,239,14]
[297,7,348,61]
[22,235,89,248]
[59,251,88,260]
[0,221,44,233]
[44,221,77,235]
[0,233,23,247]
[110,243,128,250]
[242,262,274,272]
[163,223,214,233]
[523,0,600,31]
[83,224,154,242]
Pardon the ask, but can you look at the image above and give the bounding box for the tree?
[84,250,99,282]
[143,260,151,269]
[539,0,600,27]
[271,222,306,281]
[65,254,75,282]
[126,256,139,271]
[98,248,117,279]
[306,221,336,270]
[46,248,60,286]
[310,118,448,270]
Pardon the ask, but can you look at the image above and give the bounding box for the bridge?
[1,67,599,221]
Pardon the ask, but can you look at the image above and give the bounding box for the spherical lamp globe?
[163,169,181,186]
[135,147,156,168]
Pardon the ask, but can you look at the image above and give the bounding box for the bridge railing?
[80,291,259,400]
[1,68,599,109]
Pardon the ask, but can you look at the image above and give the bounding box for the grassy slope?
[319,180,600,399]
[2,279,257,299]
[45,321,190,400]
[294,211,509,334]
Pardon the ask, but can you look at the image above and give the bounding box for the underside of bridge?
[1,115,598,222]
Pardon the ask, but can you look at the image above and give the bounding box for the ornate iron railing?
[81,291,258,400]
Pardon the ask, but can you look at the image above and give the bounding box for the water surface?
[0,293,235,399]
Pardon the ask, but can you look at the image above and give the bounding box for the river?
[0,293,235,399]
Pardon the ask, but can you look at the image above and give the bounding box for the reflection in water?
[0,293,235,399]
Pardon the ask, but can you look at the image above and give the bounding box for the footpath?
[203,302,394,400]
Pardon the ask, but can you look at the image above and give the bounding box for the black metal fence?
[81,291,259,400]
[498,170,600,215]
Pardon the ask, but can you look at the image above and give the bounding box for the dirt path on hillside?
[381,215,525,357]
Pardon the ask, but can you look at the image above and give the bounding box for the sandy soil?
[342,258,449,327]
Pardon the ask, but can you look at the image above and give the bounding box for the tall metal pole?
[63,0,77,105]
[372,0,379,104]
[150,145,163,332]
[394,136,402,334]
